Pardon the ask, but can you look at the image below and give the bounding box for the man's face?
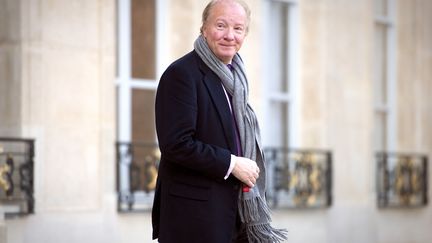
[202,1,248,64]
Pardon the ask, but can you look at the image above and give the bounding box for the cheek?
[211,33,223,41]
[236,36,245,47]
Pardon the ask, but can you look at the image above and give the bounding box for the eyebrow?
[214,18,245,26]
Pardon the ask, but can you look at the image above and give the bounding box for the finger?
[246,179,254,188]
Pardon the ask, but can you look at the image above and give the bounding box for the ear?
[201,25,208,38]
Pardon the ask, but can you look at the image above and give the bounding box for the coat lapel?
[198,58,236,153]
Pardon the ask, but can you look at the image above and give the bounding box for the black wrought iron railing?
[116,142,159,212]
[264,147,332,208]
[376,152,428,208]
[116,142,333,211]
[0,137,35,217]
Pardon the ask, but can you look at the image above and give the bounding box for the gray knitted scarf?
[194,35,288,243]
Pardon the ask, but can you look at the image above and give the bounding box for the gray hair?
[200,0,251,34]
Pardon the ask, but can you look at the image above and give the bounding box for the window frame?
[373,0,397,151]
[115,0,167,210]
[261,0,300,149]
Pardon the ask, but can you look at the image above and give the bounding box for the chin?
[217,52,235,62]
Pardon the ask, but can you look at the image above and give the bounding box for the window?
[116,0,166,211]
[262,0,299,149]
[262,0,301,206]
[373,0,396,151]
[116,0,159,144]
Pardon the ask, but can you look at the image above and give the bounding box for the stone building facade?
[0,0,431,242]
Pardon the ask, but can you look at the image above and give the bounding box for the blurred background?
[0,0,431,242]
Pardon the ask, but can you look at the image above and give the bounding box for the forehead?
[208,1,247,24]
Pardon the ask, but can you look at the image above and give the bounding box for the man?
[152,1,287,242]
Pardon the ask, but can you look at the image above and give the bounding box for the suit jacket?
[152,50,242,243]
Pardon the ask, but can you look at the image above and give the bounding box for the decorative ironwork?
[116,144,332,212]
[0,155,14,197]
[377,152,428,208]
[0,137,35,217]
[116,142,159,212]
[264,148,332,208]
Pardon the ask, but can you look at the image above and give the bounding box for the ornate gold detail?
[129,148,159,193]
[0,155,14,197]
[143,155,158,192]
[0,163,11,192]
[290,153,324,206]
[394,156,423,206]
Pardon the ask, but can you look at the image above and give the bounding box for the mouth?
[219,43,235,48]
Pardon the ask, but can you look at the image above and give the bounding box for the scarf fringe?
[239,194,271,223]
[246,223,288,243]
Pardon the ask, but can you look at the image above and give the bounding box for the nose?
[224,28,235,41]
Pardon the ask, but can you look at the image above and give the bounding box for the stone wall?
[1,0,117,242]
[0,0,431,243]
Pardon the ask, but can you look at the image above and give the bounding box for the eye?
[216,22,225,30]
[234,26,244,33]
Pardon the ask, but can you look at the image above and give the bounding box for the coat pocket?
[169,182,210,201]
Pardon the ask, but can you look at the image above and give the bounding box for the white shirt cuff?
[224,155,237,180]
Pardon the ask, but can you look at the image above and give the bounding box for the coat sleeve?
[155,62,231,180]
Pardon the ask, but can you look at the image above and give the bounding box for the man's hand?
[231,156,260,188]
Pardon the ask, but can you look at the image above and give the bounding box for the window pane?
[131,89,158,200]
[131,0,155,80]
[268,102,289,148]
[269,2,290,94]
[374,25,387,105]
[132,89,156,143]
[265,1,292,149]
